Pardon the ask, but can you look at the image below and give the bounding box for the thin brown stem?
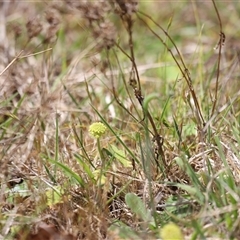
[211,0,224,117]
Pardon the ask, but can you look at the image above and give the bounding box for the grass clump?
[0,1,240,239]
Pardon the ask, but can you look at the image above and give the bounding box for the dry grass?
[0,1,240,240]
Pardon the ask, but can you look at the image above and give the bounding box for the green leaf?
[74,153,95,180]
[175,183,198,196]
[125,193,154,225]
[108,221,139,239]
[45,186,64,207]
[109,144,131,168]
[48,158,85,187]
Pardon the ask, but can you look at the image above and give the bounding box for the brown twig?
[211,0,225,117]
[0,50,23,76]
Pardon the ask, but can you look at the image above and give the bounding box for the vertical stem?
[97,138,105,166]
[96,138,105,208]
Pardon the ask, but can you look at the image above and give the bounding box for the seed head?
[89,122,107,138]
[160,222,184,240]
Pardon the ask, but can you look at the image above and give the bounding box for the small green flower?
[89,122,107,138]
[160,222,184,240]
